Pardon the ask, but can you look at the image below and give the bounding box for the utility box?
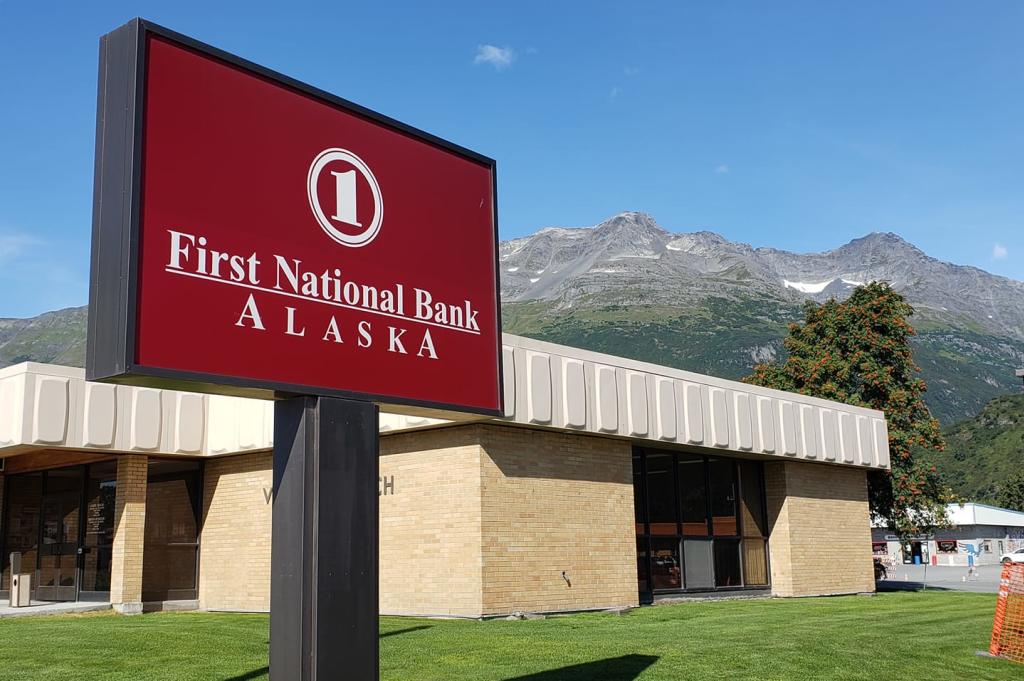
[9,553,31,608]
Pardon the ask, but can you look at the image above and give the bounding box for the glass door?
[35,467,84,601]
[36,489,81,601]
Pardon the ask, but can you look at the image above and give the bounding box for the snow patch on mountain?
[783,279,832,294]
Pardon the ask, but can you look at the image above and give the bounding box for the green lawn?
[0,592,1017,680]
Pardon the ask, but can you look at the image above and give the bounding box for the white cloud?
[608,86,621,101]
[714,164,730,174]
[474,44,515,70]
[992,243,1008,260]
[0,232,39,263]
[623,66,640,76]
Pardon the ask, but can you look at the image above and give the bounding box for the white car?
[1001,548,1024,564]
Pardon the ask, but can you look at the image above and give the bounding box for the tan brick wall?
[379,427,484,617]
[110,455,148,612]
[198,451,273,611]
[168,426,876,612]
[765,460,875,597]
[478,426,638,615]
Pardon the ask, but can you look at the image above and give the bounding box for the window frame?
[632,447,771,599]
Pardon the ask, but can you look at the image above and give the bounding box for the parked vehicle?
[1001,548,1024,565]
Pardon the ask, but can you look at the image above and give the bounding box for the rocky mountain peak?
[838,231,923,257]
[591,211,668,256]
[500,210,1024,342]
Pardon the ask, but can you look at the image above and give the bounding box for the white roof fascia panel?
[0,370,27,448]
[490,334,890,470]
[4,331,892,472]
[0,362,272,457]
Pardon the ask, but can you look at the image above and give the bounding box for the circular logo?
[307,148,383,248]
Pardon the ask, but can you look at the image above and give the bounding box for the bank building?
[0,334,885,616]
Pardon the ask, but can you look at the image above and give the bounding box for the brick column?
[110,455,148,614]
[765,461,875,597]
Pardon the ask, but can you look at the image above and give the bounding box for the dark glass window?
[677,454,708,536]
[82,462,117,594]
[1,463,121,600]
[636,539,649,593]
[1,472,43,591]
[632,448,769,595]
[649,538,681,590]
[645,454,676,536]
[708,458,738,536]
[714,539,742,587]
[142,459,202,602]
[739,462,767,538]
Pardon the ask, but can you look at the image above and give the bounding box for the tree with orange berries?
[744,282,953,536]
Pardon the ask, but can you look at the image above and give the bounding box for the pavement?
[0,600,110,619]
[877,563,1005,593]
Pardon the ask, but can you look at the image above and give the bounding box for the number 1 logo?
[307,148,383,248]
[330,170,361,227]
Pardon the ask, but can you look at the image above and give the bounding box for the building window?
[81,462,117,596]
[1,462,118,602]
[936,540,957,554]
[1,471,44,593]
[632,448,769,598]
[142,459,202,602]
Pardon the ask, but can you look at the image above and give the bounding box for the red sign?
[88,21,501,416]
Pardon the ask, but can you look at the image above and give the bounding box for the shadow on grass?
[504,654,658,680]
[221,626,431,680]
[380,625,433,638]
[877,581,953,592]
[224,668,268,681]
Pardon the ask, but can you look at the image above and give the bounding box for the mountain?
[501,212,1024,424]
[0,306,87,368]
[1,212,1022,424]
[924,394,1024,503]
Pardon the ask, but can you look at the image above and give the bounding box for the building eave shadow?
[876,581,953,592]
[503,654,658,681]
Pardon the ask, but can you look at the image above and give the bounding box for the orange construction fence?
[989,562,1024,664]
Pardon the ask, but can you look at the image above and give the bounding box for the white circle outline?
[307,148,383,248]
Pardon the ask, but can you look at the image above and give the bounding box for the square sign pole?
[87,18,502,680]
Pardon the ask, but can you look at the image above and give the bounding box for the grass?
[0,591,1018,680]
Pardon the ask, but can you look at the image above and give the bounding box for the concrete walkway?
[0,600,110,619]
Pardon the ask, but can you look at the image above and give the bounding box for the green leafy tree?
[744,282,953,536]
[997,472,1024,513]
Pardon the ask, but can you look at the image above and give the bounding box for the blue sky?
[1,1,1022,317]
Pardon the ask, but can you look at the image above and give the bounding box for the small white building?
[872,502,1024,567]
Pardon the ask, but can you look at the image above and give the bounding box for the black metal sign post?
[271,396,379,680]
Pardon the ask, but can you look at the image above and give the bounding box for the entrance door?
[34,466,84,602]
[36,491,81,601]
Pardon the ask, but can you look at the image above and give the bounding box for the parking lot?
[878,563,1004,593]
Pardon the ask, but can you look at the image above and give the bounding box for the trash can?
[9,552,31,608]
